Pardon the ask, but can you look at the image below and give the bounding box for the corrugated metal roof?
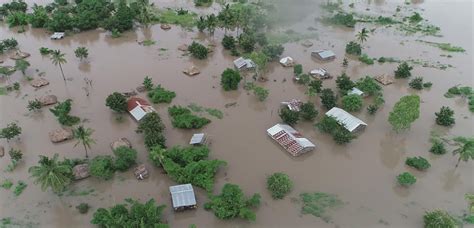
[129,106,147,121]
[279,57,294,66]
[233,57,255,69]
[189,133,205,145]
[267,124,315,156]
[348,87,364,96]
[313,50,335,59]
[325,107,367,132]
[169,184,196,208]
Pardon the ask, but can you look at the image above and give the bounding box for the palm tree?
[50,49,67,81]
[452,136,474,168]
[15,59,30,75]
[73,126,95,158]
[136,0,152,27]
[206,14,217,36]
[356,28,369,44]
[28,154,72,193]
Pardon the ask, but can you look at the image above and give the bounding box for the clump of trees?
[300,102,318,121]
[279,107,300,125]
[0,38,18,54]
[320,88,337,110]
[149,146,226,192]
[91,199,168,227]
[307,80,322,97]
[204,183,261,221]
[0,122,22,142]
[6,148,23,172]
[336,73,354,94]
[326,12,356,27]
[423,210,458,228]
[345,41,361,56]
[405,156,431,171]
[188,41,209,59]
[394,62,413,78]
[50,99,81,126]
[136,112,166,150]
[341,94,363,112]
[168,106,211,129]
[316,116,354,144]
[267,173,293,200]
[435,106,455,126]
[89,155,115,180]
[113,146,137,171]
[147,85,176,103]
[221,68,241,91]
[388,95,420,131]
[105,92,127,113]
[397,172,416,186]
[253,86,269,101]
[222,35,236,50]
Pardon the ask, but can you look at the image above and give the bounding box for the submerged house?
[311,50,336,61]
[127,97,156,121]
[348,87,365,97]
[279,56,294,67]
[267,124,316,156]
[309,68,332,80]
[233,57,255,70]
[189,133,207,145]
[325,107,367,133]
[281,99,303,112]
[50,32,65,40]
[169,184,197,211]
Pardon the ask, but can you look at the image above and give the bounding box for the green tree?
[335,73,354,93]
[74,47,88,61]
[300,102,318,121]
[397,172,416,186]
[103,0,134,32]
[29,5,49,28]
[253,86,269,101]
[430,139,447,155]
[262,44,284,61]
[196,16,207,32]
[307,80,322,97]
[105,92,127,113]
[239,31,256,53]
[222,35,236,50]
[355,76,382,96]
[0,122,21,142]
[147,85,176,103]
[27,99,42,112]
[73,126,95,158]
[452,137,474,168]
[388,95,420,131]
[6,148,23,171]
[345,41,361,56]
[293,64,303,76]
[135,0,153,27]
[204,183,261,221]
[46,9,74,31]
[249,51,268,76]
[356,28,369,44]
[113,146,137,171]
[320,88,337,110]
[316,116,354,144]
[188,41,209,59]
[28,154,72,193]
[49,99,80,126]
[143,76,154,91]
[221,68,241,91]
[50,49,67,81]
[409,77,424,90]
[435,106,455,126]
[423,210,458,228]
[137,112,166,150]
[6,11,28,28]
[341,94,363,112]
[39,47,51,55]
[168,106,211,129]
[206,14,217,35]
[405,156,431,170]
[279,107,300,125]
[14,59,29,75]
[394,62,413,78]
[267,173,293,200]
[89,155,115,180]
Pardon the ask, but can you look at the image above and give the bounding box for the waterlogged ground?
[0,0,473,227]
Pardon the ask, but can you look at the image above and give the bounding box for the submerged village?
[0,0,473,227]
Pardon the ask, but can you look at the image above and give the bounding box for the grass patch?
[267,31,317,45]
[416,40,465,52]
[142,39,156,46]
[65,188,95,197]
[1,179,13,189]
[299,192,343,223]
[153,9,197,28]
[0,87,7,95]
[205,108,223,119]
[399,23,441,37]
[13,181,27,197]
[358,54,375,65]
[444,86,474,112]
[188,103,204,112]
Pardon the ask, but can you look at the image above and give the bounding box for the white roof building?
[169,184,197,211]
[309,68,331,79]
[325,107,367,132]
[348,87,365,96]
[267,124,315,156]
[189,133,206,145]
[233,57,255,70]
[311,50,336,61]
[127,97,156,121]
[50,32,65,40]
[279,56,294,67]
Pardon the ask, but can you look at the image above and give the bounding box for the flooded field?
[0,0,473,227]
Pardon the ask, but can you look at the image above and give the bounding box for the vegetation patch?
[13,181,27,196]
[266,31,317,45]
[316,116,355,144]
[423,210,458,228]
[416,40,465,52]
[267,173,293,199]
[49,99,81,126]
[142,39,156,46]
[358,54,374,65]
[168,106,211,129]
[405,156,431,170]
[187,103,224,119]
[388,95,420,131]
[1,179,13,189]
[323,12,356,28]
[137,112,166,150]
[147,85,176,103]
[397,172,416,187]
[153,9,197,28]
[444,86,474,112]
[298,192,343,222]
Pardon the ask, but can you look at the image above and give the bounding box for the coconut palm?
[15,59,30,75]
[356,28,369,44]
[73,126,95,158]
[50,49,67,81]
[74,47,88,61]
[136,0,152,27]
[452,136,474,168]
[28,154,72,193]
[206,14,218,36]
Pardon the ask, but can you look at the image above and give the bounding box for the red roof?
[127,97,150,112]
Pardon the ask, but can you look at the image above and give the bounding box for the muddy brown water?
[0,0,473,227]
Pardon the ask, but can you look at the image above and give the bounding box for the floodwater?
[0,0,473,227]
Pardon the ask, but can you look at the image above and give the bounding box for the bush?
[39,47,51,55]
[355,76,382,96]
[300,102,318,121]
[46,9,74,31]
[221,68,241,91]
[279,107,300,125]
[147,85,176,103]
[307,80,322,96]
[345,41,361,56]
[168,106,211,129]
[358,54,374,65]
[188,41,209,59]
[423,210,458,228]
[27,99,42,112]
[405,156,431,170]
[293,64,303,76]
[49,99,81,126]
[394,62,413,78]
[143,76,154,91]
[267,173,293,199]
[297,74,311,85]
[430,139,446,155]
[222,35,236,50]
[388,95,420,131]
[262,44,284,61]
[341,94,363,112]
[89,155,115,180]
[29,5,49,28]
[423,82,433,88]
[327,12,356,27]
[409,77,424,90]
[397,172,416,186]
[336,73,354,93]
[105,92,127,113]
[239,32,256,53]
[435,106,455,126]
[316,116,355,144]
[76,203,90,214]
[6,12,28,28]
[113,146,137,171]
[320,88,337,110]
[253,86,269,101]
[194,0,212,6]
[137,112,166,150]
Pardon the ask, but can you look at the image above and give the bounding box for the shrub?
[316,116,355,144]
[89,155,115,180]
[49,99,81,126]
[74,47,89,60]
[430,139,447,155]
[355,76,382,96]
[113,146,137,171]
[405,156,431,170]
[39,47,51,55]
[394,62,413,78]
[105,92,127,113]
[239,32,256,53]
[435,106,455,126]
[168,106,210,129]
[29,6,49,28]
[358,54,374,65]
[297,74,311,85]
[327,12,356,27]
[253,86,269,101]
[6,12,28,28]
[409,77,424,90]
[423,210,458,228]
[367,104,378,115]
[147,85,176,103]
[143,76,154,91]
[222,35,236,50]
[188,41,209,59]
[300,102,318,121]
[397,172,416,186]
[320,88,337,110]
[293,64,303,76]
[307,80,322,96]
[335,73,354,93]
[345,41,361,56]
[279,107,300,125]
[137,112,166,150]
[388,95,420,131]
[262,44,284,61]
[267,173,293,199]
[341,95,363,112]
[221,68,241,91]
[0,122,22,141]
[76,203,90,214]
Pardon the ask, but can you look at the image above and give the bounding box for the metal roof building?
[279,56,294,67]
[233,57,255,70]
[169,184,197,211]
[267,124,315,156]
[189,133,206,145]
[127,97,156,121]
[50,32,65,40]
[281,99,303,112]
[311,50,336,61]
[325,107,367,132]
[348,87,365,96]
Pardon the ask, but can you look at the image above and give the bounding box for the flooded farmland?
[0,0,473,227]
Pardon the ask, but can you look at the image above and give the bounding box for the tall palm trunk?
[83,143,89,158]
[58,63,66,81]
[455,157,461,168]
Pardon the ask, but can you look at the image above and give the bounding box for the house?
[281,99,303,112]
[233,57,255,70]
[127,97,156,121]
[267,124,316,156]
[311,50,336,61]
[169,184,197,211]
[309,68,332,79]
[348,87,365,97]
[374,74,394,85]
[189,133,207,145]
[279,56,294,67]
[50,32,65,40]
[325,107,367,133]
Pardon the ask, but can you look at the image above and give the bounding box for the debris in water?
[183,65,200,76]
[224,102,237,108]
[49,128,74,143]
[30,78,50,88]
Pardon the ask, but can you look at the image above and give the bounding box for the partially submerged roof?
[189,133,206,145]
[279,56,294,67]
[312,50,336,60]
[127,97,155,121]
[310,68,328,76]
[281,99,303,112]
[51,32,65,39]
[169,184,196,208]
[233,57,255,69]
[348,87,364,96]
[267,124,315,156]
[325,107,367,132]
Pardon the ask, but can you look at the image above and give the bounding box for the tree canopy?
[267,173,293,199]
[105,92,127,113]
[168,106,211,129]
[136,112,166,150]
[28,154,72,193]
[221,68,241,91]
[388,95,420,131]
